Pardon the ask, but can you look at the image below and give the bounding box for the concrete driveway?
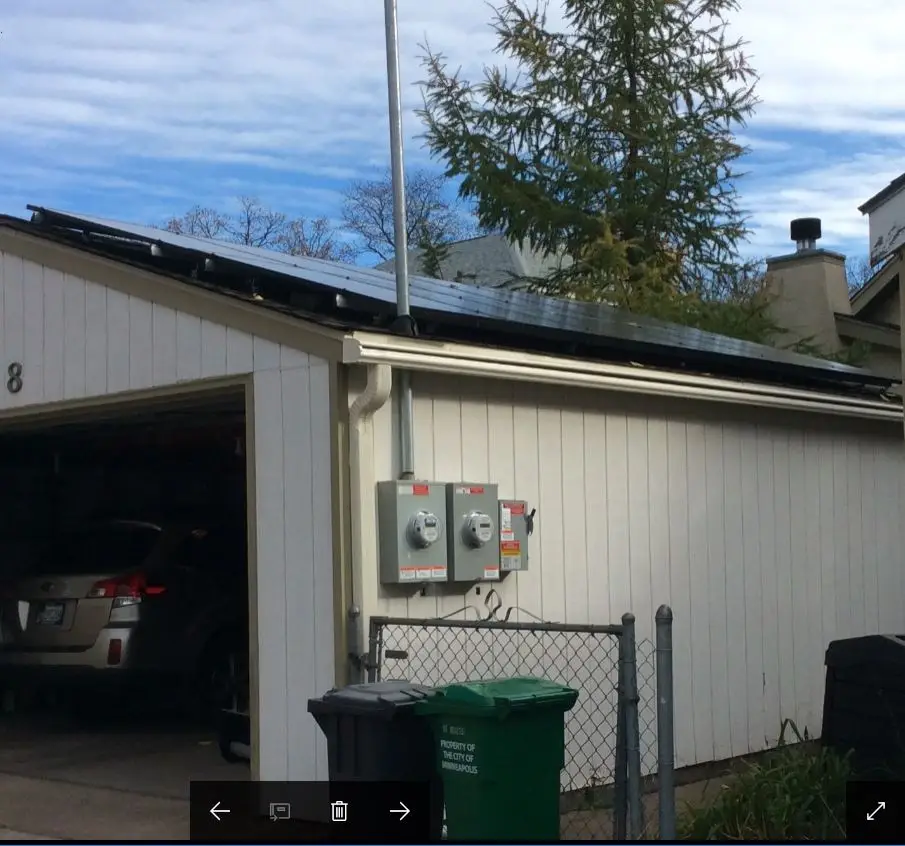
[0,707,248,840]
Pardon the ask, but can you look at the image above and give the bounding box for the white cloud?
[741,156,902,260]
[735,135,792,154]
[2,0,904,259]
[732,1,905,127]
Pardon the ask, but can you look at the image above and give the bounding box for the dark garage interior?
[0,390,252,800]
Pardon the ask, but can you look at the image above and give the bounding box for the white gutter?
[342,332,901,423]
[347,363,393,683]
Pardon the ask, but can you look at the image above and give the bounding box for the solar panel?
[28,206,885,383]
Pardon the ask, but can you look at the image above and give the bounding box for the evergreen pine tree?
[419,0,759,310]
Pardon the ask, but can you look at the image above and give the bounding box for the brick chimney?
[764,217,850,353]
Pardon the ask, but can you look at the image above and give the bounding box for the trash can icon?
[330,800,348,823]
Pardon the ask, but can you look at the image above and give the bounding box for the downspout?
[383,0,416,480]
[347,363,393,682]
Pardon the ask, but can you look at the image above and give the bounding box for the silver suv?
[0,518,249,711]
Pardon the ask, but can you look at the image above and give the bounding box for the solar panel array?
[30,206,882,383]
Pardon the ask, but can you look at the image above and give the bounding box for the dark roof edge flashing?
[371,317,899,399]
[415,305,894,393]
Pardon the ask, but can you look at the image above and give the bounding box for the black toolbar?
[190,780,439,843]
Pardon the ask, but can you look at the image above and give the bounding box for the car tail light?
[107,638,123,665]
[87,573,166,600]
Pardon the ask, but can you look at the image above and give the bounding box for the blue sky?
[2,0,904,266]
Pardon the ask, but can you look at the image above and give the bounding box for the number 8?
[7,362,22,394]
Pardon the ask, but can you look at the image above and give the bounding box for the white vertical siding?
[249,362,334,782]
[0,251,335,782]
[0,252,319,408]
[361,370,905,772]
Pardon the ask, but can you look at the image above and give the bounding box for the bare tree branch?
[159,198,354,262]
[341,168,478,262]
[277,217,356,262]
[164,206,228,239]
[226,196,287,249]
[846,254,875,297]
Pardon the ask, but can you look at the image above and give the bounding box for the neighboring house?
[858,177,905,382]
[3,205,903,789]
[374,232,570,287]
[765,216,902,388]
[860,172,905,266]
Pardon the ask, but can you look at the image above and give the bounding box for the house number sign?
[6,362,22,394]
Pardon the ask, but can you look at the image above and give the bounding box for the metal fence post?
[622,612,643,839]
[614,630,628,840]
[366,618,382,683]
[655,605,676,840]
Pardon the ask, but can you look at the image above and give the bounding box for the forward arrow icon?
[390,802,410,821]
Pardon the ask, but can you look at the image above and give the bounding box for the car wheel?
[219,736,251,765]
[197,634,249,718]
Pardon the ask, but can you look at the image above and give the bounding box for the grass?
[677,720,849,841]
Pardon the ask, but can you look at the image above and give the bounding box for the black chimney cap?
[790,217,821,242]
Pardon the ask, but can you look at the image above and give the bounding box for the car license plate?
[36,602,64,626]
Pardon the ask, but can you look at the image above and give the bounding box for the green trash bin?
[415,676,578,842]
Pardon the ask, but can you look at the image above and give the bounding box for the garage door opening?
[0,388,252,802]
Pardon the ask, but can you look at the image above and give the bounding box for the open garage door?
[0,388,252,839]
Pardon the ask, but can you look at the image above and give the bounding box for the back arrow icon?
[390,802,410,821]
[210,801,231,822]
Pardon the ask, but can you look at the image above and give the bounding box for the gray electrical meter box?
[499,499,530,572]
[445,482,500,581]
[376,480,448,584]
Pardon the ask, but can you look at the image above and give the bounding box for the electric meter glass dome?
[406,510,441,549]
[462,511,494,547]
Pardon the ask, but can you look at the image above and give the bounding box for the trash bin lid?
[416,676,578,717]
[307,680,436,717]
[825,634,905,668]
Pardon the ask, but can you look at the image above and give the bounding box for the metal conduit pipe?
[382,0,416,481]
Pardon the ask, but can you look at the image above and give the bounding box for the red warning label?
[501,541,521,554]
[507,502,526,515]
[412,484,430,496]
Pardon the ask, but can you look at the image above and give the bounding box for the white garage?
[3,206,902,786]
[0,211,338,783]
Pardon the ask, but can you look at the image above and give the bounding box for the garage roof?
[9,206,898,396]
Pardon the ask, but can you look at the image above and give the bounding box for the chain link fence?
[366,606,675,840]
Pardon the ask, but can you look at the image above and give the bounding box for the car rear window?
[38,523,162,576]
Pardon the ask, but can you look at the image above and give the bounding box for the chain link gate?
[366,611,648,840]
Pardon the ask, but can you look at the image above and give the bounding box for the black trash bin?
[823,634,905,778]
[308,681,443,839]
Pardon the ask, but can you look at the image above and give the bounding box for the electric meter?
[445,482,500,581]
[376,480,448,584]
[407,510,442,549]
[462,511,494,548]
